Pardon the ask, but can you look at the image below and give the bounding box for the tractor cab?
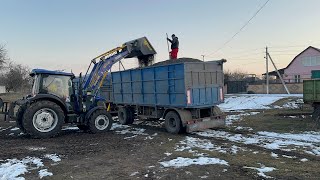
[29,69,76,113]
[30,69,74,101]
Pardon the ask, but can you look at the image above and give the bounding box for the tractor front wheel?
[23,101,64,138]
[88,110,113,133]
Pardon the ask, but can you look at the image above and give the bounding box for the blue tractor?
[0,37,156,138]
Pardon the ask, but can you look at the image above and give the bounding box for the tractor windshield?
[40,75,72,100]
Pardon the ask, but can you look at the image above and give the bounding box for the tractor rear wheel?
[23,101,64,138]
[88,110,113,133]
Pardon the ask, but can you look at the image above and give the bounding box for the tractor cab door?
[37,74,75,112]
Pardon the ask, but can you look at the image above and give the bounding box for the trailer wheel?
[16,106,27,134]
[23,101,64,138]
[312,104,320,123]
[165,111,183,134]
[88,110,113,133]
[118,107,134,125]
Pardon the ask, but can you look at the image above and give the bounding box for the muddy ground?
[0,95,319,180]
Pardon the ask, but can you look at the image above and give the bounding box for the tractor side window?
[32,75,39,96]
[41,75,71,100]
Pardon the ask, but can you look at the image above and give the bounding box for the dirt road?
[0,95,319,179]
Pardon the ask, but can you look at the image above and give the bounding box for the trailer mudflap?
[186,116,226,133]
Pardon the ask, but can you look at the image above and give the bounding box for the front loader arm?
[83,37,156,96]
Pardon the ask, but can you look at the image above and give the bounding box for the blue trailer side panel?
[113,64,186,106]
[112,62,223,108]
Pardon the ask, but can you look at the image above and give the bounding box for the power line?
[226,52,264,59]
[205,0,270,57]
[268,43,320,49]
[206,47,263,58]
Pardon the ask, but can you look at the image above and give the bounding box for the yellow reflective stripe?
[93,45,126,60]
[98,71,109,89]
[107,103,111,111]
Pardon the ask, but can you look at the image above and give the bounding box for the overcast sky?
[1,0,320,75]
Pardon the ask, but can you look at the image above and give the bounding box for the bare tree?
[0,63,32,92]
[0,44,9,69]
[224,69,249,81]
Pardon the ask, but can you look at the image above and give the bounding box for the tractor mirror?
[0,98,3,108]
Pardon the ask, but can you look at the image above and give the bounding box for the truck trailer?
[107,59,226,133]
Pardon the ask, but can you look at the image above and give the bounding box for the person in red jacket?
[167,34,179,59]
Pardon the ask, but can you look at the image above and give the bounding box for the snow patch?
[130,171,139,176]
[282,155,296,159]
[195,130,320,156]
[124,135,137,139]
[39,169,53,179]
[219,94,301,111]
[160,157,229,168]
[62,126,79,131]
[300,158,308,162]
[175,137,238,155]
[10,127,20,131]
[226,112,259,126]
[27,147,46,151]
[44,154,61,162]
[257,131,320,143]
[0,126,13,132]
[244,165,276,179]
[110,123,130,130]
[0,157,44,180]
[277,99,303,109]
[271,152,278,158]
[235,126,253,131]
[116,128,148,136]
[144,136,154,140]
[199,175,208,178]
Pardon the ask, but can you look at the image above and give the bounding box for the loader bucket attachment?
[124,37,157,67]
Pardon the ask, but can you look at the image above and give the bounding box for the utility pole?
[201,55,205,62]
[265,47,269,94]
[267,52,290,94]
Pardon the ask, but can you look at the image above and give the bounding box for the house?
[250,46,320,94]
[266,46,320,83]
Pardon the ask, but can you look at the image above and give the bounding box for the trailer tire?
[23,101,64,138]
[16,107,27,134]
[165,111,183,134]
[118,107,134,125]
[312,104,320,123]
[88,110,113,133]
